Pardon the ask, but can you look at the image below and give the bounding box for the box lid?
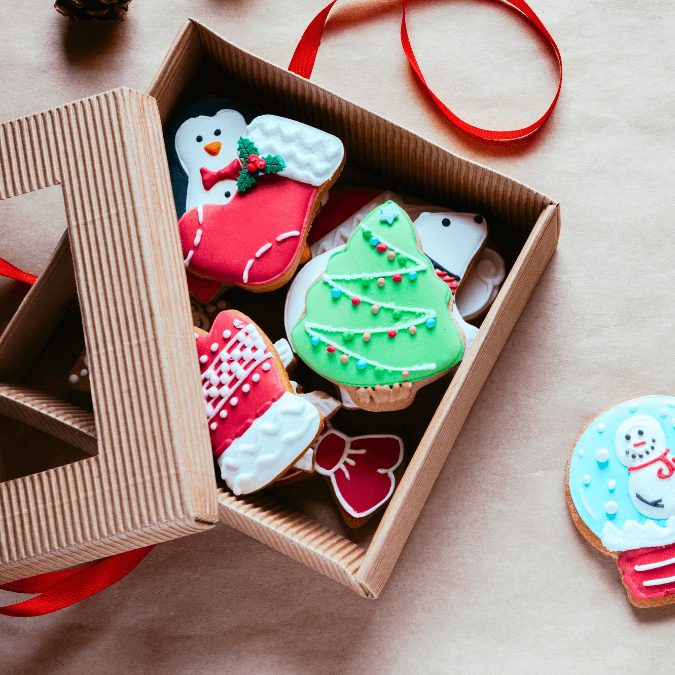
[0,87,217,583]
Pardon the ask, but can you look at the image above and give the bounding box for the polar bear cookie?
[290,201,465,412]
[195,310,324,495]
[567,395,675,607]
[172,106,344,300]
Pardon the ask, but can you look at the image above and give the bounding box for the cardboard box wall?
[0,19,559,598]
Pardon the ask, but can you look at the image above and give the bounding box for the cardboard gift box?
[0,19,559,598]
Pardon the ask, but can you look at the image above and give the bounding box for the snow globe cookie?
[567,395,675,607]
[290,201,465,412]
[167,98,345,300]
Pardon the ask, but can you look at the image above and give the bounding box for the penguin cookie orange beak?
[204,141,222,156]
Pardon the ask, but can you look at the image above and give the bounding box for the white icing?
[292,384,341,419]
[255,243,272,258]
[608,479,616,490]
[602,516,675,552]
[69,374,79,384]
[596,448,609,463]
[277,231,300,242]
[243,259,254,283]
[598,422,606,432]
[194,229,202,247]
[414,211,487,281]
[217,391,322,495]
[635,556,675,571]
[644,574,675,587]
[605,501,618,514]
[292,448,314,472]
[273,339,294,369]
[80,369,88,377]
[454,248,506,320]
[579,488,598,521]
[197,204,204,225]
[614,415,675,518]
[175,109,246,213]
[83,354,89,367]
[583,475,591,485]
[184,251,193,267]
[245,115,344,186]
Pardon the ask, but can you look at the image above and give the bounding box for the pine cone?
[54,0,132,22]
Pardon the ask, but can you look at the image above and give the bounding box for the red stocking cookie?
[195,310,324,495]
[175,111,345,298]
[314,428,404,528]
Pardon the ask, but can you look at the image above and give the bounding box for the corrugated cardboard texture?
[148,20,558,598]
[0,88,218,583]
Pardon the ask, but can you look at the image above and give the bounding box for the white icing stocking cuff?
[273,339,294,369]
[245,115,344,187]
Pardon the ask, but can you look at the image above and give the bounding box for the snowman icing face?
[175,109,248,213]
[614,415,666,468]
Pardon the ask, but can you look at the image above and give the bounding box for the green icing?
[291,201,464,387]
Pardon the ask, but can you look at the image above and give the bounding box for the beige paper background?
[1,0,673,672]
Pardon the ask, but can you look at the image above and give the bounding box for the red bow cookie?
[314,429,404,527]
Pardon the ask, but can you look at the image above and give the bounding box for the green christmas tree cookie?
[291,201,465,411]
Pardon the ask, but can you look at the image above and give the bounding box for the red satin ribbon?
[0,259,155,616]
[0,546,155,617]
[289,0,562,141]
[0,258,37,285]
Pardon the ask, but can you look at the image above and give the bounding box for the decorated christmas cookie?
[169,104,345,300]
[195,310,324,495]
[314,427,404,528]
[567,395,675,607]
[290,201,465,412]
[307,190,501,318]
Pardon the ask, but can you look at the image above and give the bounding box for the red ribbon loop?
[0,546,155,617]
[289,0,562,141]
[0,258,37,285]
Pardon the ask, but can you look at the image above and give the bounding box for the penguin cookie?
[290,201,466,412]
[567,395,675,607]
[196,310,324,495]
[168,100,345,301]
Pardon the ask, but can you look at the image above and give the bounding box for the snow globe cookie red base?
[567,395,675,607]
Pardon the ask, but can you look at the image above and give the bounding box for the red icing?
[351,297,361,306]
[392,273,402,283]
[388,330,397,338]
[326,345,336,353]
[627,448,675,479]
[201,160,241,191]
[376,243,387,253]
[617,542,675,601]
[179,171,318,287]
[186,271,223,304]
[315,431,404,517]
[195,311,286,457]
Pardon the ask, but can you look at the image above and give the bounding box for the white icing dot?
[208,385,220,398]
[199,355,208,364]
[629,404,638,412]
[598,423,605,433]
[605,501,618,515]
[209,372,220,385]
[236,368,247,380]
[243,348,253,361]
[80,369,88,377]
[210,422,217,431]
[255,339,265,350]
[223,330,231,339]
[262,363,271,372]
[242,384,250,393]
[220,410,227,419]
[232,349,242,360]
[668,401,675,408]
[69,374,79,384]
[608,479,616,491]
[220,373,230,385]
[596,448,609,463]
[583,475,591,486]
[244,338,253,348]
[205,404,214,416]
[578,448,584,457]
[661,408,668,418]
[230,397,238,407]
[83,355,89,367]
[210,343,219,352]
[220,386,230,397]
[252,374,260,383]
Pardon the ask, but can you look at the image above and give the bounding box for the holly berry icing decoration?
[313,428,404,528]
[567,395,675,607]
[290,201,465,412]
[235,137,285,193]
[195,310,323,495]
[171,109,344,300]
